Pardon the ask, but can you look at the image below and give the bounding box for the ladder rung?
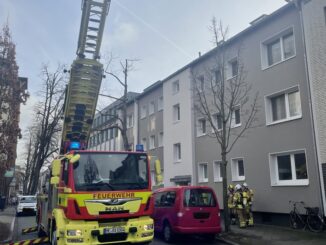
[84,50,95,53]
[87,35,98,39]
[88,27,99,31]
[90,10,103,15]
[86,43,97,47]
[89,18,101,23]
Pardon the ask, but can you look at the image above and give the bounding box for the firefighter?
[242,182,254,226]
[233,184,247,228]
[227,184,236,225]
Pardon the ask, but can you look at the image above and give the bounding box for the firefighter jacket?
[227,191,235,208]
[233,191,248,209]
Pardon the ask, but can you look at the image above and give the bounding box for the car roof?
[153,185,214,194]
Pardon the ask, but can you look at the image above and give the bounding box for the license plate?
[103,227,125,234]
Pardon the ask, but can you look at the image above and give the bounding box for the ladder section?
[77,0,111,59]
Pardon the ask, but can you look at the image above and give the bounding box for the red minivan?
[152,186,222,242]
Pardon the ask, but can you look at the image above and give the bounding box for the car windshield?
[73,152,149,191]
[183,189,216,207]
[19,196,36,203]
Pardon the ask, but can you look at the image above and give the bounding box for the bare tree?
[192,18,259,232]
[95,56,138,151]
[23,65,65,194]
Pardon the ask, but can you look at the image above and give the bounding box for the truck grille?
[193,212,210,219]
[97,233,128,243]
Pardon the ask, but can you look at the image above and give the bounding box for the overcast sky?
[0,0,287,165]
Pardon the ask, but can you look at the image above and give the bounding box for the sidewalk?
[219,224,326,245]
[0,207,16,244]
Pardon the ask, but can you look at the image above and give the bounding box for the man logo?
[105,206,124,212]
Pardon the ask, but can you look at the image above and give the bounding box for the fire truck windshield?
[73,152,149,191]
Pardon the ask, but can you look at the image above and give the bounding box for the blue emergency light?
[70,141,81,150]
[136,144,144,152]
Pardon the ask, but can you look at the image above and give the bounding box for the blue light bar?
[136,144,144,152]
[70,141,81,150]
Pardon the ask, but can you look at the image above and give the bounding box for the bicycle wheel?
[289,211,306,230]
[307,215,324,232]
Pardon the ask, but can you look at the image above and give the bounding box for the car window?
[183,189,216,207]
[19,196,36,203]
[154,191,176,207]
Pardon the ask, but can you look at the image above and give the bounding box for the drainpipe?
[296,0,326,216]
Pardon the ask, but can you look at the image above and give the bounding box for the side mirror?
[70,154,80,164]
[50,176,59,185]
[52,160,61,176]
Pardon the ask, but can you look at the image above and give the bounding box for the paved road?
[14,215,226,244]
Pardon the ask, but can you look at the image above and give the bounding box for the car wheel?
[163,222,174,243]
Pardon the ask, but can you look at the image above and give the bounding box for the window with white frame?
[197,118,207,136]
[215,69,222,84]
[231,106,241,128]
[149,135,155,149]
[140,105,147,119]
[213,113,222,131]
[269,150,308,186]
[149,101,155,115]
[227,59,238,79]
[141,138,147,151]
[158,96,164,111]
[173,104,180,122]
[127,114,133,128]
[231,158,245,181]
[172,80,180,94]
[173,143,181,162]
[213,161,223,182]
[261,28,295,68]
[265,87,302,124]
[198,163,208,182]
[158,132,164,147]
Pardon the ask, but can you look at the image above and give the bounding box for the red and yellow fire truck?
[36,1,154,244]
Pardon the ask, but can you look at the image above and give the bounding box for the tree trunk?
[221,151,230,232]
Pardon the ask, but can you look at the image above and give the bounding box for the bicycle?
[289,201,325,232]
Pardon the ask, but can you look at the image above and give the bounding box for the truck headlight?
[143,224,154,231]
[67,230,82,236]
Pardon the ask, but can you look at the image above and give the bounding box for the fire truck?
[36,1,154,244]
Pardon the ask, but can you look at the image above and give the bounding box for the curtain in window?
[288,91,301,117]
[283,33,295,59]
[267,40,281,66]
[271,94,286,121]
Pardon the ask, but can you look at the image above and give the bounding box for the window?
[231,158,245,181]
[228,59,238,78]
[173,104,180,122]
[265,87,302,124]
[149,135,155,149]
[140,105,147,119]
[198,75,205,92]
[173,143,181,162]
[213,161,223,182]
[215,69,222,84]
[269,150,308,186]
[105,129,109,140]
[198,163,208,182]
[114,127,119,137]
[149,101,155,115]
[231,106,241,128]
[155,191,176,207]
[158,132,164,147]
[183,189,216,207]
[324,7,326,25]
[127,114,133,128]
[197,118,206,136]
[172,80,180,94]
[261,28,295,68]
[141,138,147,151]
[213,113,222,131]
[158,96,164,111]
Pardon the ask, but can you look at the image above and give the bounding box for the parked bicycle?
[289,201,325,232]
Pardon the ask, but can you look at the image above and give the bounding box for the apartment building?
[190,0,326,221]
[89,0,326,219]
